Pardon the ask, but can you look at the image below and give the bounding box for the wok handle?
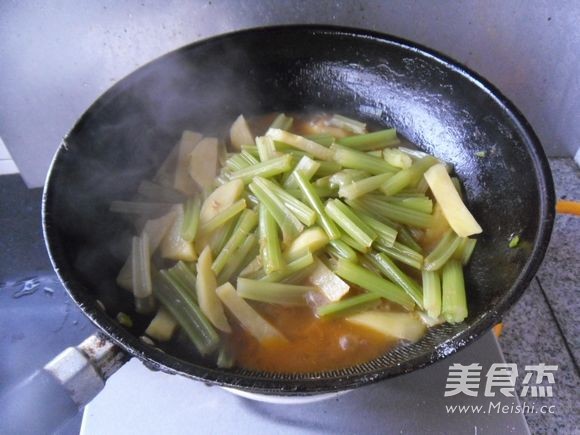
[0,333,128,434]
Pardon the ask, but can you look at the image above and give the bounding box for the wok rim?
[42,24,555,394]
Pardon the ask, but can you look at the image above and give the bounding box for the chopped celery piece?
[255,136,277,162]
[424,164,482,237]
[317,293,381,317]
[217,234,258,284]
[229,115,254,150]
[196,246,231,333]
[325,199,377,248]
[284,156,321,189]
[229,154,292,183]
[327,239,358,261]
[260,252,314,283]
[461,238,477,264]
[329,114,367,134]
[380,156,438,196]
[284,226,329,260]
[375,241,423,270]
[315,161,342,177]
[346,311,426,342]
[306,133,335,146]
[249,178,303,242]
[188,137,219,191]
[358,212,398,247]
[117,209,177,290]
[199,199,246,235]
[340,232,370,253]
[293,172,341,240]
[217,344,235,369]
[441,260,468,323]
[422,270,442,318]
[181,197,201,242]
[367,253,423,308]
[116,312,133,328]
[237,278,312,306]
[145,307,178,342]
[384,197,433,214]
[349,197,433,228]
[266,128,335,161]
[259,204,285,273]
[509,234,520,248]
[336,128,398,150]
[338,173,392,200]
[308,258,350,301]
[334,259,415,310]
[216,283,286,342]
[167,261,197,299]
[269,113,294,131]
[256,177,316,226]
[330,169,370,189]
[333,146,398,174]
[225,154,250,171]
[383,148,413,169]
[154,274,219,355]
[212,209,258,274]
[423,230,462,271]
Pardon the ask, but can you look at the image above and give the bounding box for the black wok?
[42,25,554,395]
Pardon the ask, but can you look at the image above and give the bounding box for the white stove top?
[82,333,528,434]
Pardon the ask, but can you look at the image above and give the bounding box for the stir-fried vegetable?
[113,112,481,371]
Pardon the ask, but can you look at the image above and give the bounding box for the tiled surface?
[500,158,580,434]
[538,159,580,361]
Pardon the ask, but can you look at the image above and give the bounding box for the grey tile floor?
[501,158,579,434]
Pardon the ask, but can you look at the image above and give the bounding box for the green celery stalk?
[249,179,303,242]
[338,173,393,200]
[237,278,312,305]
[212,209,258,274]
[293,172,341,240]
[441,260,468,323]
[199,199,246,235]
[181,197,202,241]
[259,204,285,273]
[229,154,292,183]
[423,230,462,271]
[422,270,442,318]
[366,253,423,308]
[217,233,258,284]
[333,146,398,174]
[336,128,399,150]
[324,199,377,248]
[375,241,424,270]
[334,259,415,310]
[317,293,381,317]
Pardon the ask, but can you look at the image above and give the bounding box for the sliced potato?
[424,164,482,237]
[229,114,254,150]
[188,137,218,191]
[346,311,426,342]
[199,179,244,225]
[308,258,350,301]
[160,205,197,261]
[196,246,231,333]
[284,226,329,260]
[216,282,285,343]
[173,131,203,195]
[145,307,178,342]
